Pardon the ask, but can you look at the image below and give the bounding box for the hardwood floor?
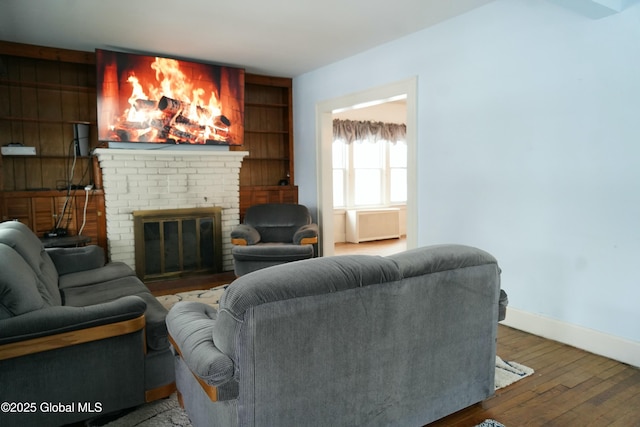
[334,237,407,256]
[148,271,235,296]
[427,325,640,427]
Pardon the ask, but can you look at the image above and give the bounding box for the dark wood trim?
[0,315,145,360]
[244,73,292,87]
[145,383,177,402]
[0,40,96,64]
[169,334,219,402]
[300,237,318,245]
[3,189,104,198]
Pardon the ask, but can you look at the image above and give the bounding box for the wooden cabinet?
[2,189,107,248]
[239,186,299,218]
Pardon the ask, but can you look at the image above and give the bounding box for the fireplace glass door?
[134,208,222,281]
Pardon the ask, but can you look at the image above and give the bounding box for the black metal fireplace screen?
[133,207,223,281]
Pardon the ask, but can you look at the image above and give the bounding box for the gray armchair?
[230,203,318,276]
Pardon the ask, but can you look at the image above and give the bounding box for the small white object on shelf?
[1,145,37,155]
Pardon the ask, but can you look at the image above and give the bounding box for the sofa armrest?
[46,245,106,275]
[0,295,147,348]
[166,301,235,398]
[231,224,261,246]
[498,289,508,322]
[293,223,319,245]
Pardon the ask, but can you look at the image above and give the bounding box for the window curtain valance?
[333,119,406,144]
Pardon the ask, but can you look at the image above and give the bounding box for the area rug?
[86,393,188,427]
[495,355,534,389]
[92,396,509,427]
[475,420,506,427]
[156,285,229,311]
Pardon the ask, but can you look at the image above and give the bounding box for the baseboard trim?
[502,308,640,368]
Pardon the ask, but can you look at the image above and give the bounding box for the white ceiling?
[0,0,495,77]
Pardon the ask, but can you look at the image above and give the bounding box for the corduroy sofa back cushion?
[0,223,61,307]
[0,244,46,319]
[244,203,311,243]
[388,244,499,279]
[212,255,401,358]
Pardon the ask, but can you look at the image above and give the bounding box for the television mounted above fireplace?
[96,49,245,146]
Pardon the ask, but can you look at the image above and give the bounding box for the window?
[389,142,407,203]
[353,141,383,206]
[333,138,407,208]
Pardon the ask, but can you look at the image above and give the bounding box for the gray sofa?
[0,221,175,427]
[167,244,506,427]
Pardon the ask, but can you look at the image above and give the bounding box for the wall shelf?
[245,102,289,108]
[1,155,92,159]
[233,74,297,218]
[245,130,289,134]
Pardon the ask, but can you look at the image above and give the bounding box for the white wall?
[293,0,640,364]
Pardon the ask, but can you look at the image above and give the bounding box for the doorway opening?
[332,97,407,256]
[315,77,417,257]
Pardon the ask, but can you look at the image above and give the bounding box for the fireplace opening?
[133,207,223,281]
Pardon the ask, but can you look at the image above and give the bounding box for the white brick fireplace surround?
[94,148,248,272]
